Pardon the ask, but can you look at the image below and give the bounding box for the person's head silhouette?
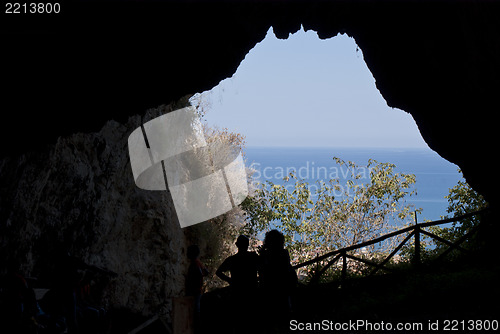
[235,235,250,253]
[264,229,285,252]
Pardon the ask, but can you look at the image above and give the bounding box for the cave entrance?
[191,27,462,222]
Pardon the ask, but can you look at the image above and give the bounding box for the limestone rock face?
[0,111,187,320]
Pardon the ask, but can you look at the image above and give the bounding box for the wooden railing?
[292,208,489,284]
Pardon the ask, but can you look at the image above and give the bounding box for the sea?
[244,147,463,224]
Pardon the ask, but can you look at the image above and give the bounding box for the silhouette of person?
[185,245,208,333]
[216,235,259,333]
[259,230,297,330]
[216,235,259,291]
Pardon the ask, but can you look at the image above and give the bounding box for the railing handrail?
[293,207,489,270]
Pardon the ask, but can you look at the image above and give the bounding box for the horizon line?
[244,145,431,150]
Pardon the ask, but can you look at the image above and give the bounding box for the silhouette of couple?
[216,230,297,332]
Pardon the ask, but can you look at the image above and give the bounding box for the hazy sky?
[194,27,428,148]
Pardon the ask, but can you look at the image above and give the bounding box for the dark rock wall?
[0,108,186,319]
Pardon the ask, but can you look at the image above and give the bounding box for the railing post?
[413,211,421,268]
[341,250,347,284]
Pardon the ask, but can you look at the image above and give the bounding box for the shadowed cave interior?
[1,0,499,332]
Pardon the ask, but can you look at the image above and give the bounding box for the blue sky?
[193,27,428,148]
